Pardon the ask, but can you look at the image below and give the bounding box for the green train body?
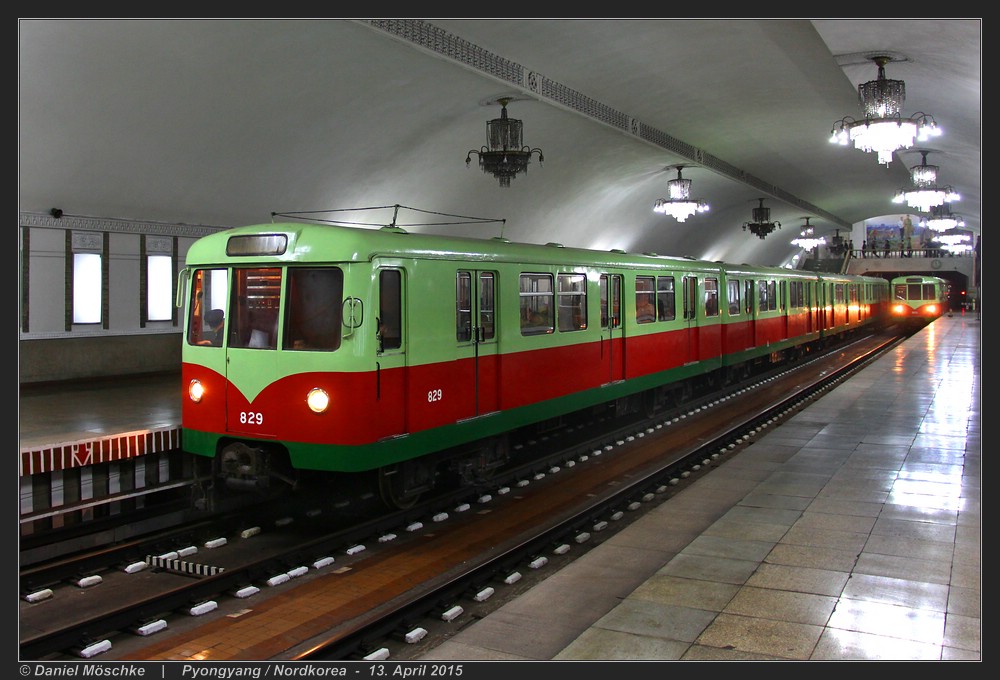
[890,275,949,322]
[180,223,889,504]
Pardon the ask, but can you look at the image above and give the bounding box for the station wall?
[19,212,225,385]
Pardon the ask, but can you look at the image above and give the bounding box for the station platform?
[17,314,981,661]
[19,372,182,477]
[418,313,982,661]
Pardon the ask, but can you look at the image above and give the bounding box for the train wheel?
[474,436,509,484]
[643,391,659,418]
[377,461,432,510]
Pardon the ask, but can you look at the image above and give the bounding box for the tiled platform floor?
[418,315,981,661]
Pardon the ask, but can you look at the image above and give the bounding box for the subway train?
[179,222,890,508]
[889,275,950,324]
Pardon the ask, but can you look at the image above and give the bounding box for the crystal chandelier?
[742,198,781,239]
[892,151,960,212]
[934,227,972,254]
[828,55,941,166]
[653,166,709,222]
[934,230,970,247]
[790,217,826,249]
[922,203,966,232]
[466,97,544,188]
[941,243,973,254]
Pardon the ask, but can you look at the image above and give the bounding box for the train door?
[777,280,787,339]
[456,270,499,416]
[809,281,819,332]
[375,267,407,436]
[682,275,697,363]
[600,273,625,384]
[756,280,768,345]
[744,279,755,346]
[821,282,831,331]
[703,277,721,360]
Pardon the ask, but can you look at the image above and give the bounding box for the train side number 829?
[240,411,264,425]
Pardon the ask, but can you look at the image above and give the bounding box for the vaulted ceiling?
[18,19,981,266]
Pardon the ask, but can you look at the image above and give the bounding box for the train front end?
[890,276,948,322]
[180,225,386,493]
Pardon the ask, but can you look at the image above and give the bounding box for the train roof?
[890,274,950,285]
[185,221,883,282]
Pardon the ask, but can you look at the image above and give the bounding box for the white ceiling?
[18,19,981,266]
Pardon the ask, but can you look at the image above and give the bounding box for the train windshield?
[188,267,345,351]
[229,268,282,349]
[187,268,230,347]
[231,267,345,351]
[283,267,344,351]
[894,283,929,301]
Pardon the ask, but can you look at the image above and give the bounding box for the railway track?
[19,330,905,661]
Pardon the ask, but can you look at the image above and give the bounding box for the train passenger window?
[600,276,609,327]
[229,268,280,350]
[455,271,496,342]
[187,268,229,346]
[557,273,587,332]
[682,276,698,320]
[704,278,719,317]
[456,272,472,341]
[283,267,344,351]
[727,279,741,316]
[790,281,803,308]
[379,269,403,351]
[657,276,675,321]
[759,280,777,311]
[744,279,754,315]
[600,274,621,328]
[520,273,553,335]
[635,276,656,323]
[479,272,496,341]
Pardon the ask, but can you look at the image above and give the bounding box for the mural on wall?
[865,215,920,250]
[864,214,976,257]
[864,214,930,254]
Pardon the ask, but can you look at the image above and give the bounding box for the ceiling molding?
[362,19,851,228]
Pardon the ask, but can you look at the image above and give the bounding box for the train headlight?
[926,304,938,315]
[188,379,205,403]
[307,387,330,414]
[892,304,906,315]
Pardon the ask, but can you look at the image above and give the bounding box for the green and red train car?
[890,275,950,324]
[179,222,890,507]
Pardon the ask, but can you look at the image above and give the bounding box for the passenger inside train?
[198,309,225,347]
